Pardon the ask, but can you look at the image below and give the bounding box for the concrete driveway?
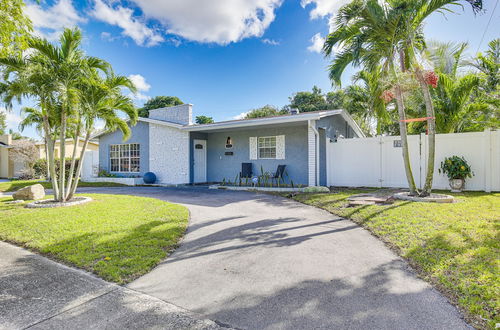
[76,186,469,330]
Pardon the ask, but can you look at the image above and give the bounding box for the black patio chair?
[240,163,253,178]
[273,165,286,183]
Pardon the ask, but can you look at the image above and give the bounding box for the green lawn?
[0,179,126,192]
[0,194,189,284]
[289,189,499,329]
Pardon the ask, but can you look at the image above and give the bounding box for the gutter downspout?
[308,120,320,186]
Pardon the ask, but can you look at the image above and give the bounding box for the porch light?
[226,137,233,149]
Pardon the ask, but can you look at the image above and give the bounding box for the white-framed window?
[258,136,276,159]
[110,143,140,172]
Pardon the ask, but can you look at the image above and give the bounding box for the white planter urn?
[449,178,465,192]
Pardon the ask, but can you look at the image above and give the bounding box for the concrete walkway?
[0,242,225,330]
[75,186,469,330]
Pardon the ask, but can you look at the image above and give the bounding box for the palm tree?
[1,27,136,202]
[66,71,137,200]
[469,39,500,93]
[323,0,483,196]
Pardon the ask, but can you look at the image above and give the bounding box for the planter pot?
[449,178,465,192]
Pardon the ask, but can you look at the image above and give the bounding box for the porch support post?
[308,120,318,186]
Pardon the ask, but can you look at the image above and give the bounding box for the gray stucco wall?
[195,124,309,185]
[98,121,150,176]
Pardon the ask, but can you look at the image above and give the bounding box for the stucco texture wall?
[199,124,309,185]
[149,123,190,184]
[98,121,150,176]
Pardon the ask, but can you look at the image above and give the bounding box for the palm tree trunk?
[43,117,59,199]
[65,126,80,200]
[393,53,418,195]
[43,136,50,180]
[394,86,418,195]
[58,112,67,201]
[415,68,436,197]
[67,131,90,200]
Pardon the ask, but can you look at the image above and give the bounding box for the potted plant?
[439,156,474,192]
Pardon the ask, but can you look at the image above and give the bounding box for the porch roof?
[185,109,365,137]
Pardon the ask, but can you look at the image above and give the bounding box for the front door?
[193,139,207,183]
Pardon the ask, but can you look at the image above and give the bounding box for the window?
[258,136,276,159]
[110,144,140,172]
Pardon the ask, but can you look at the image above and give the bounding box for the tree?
[324,0,483,196]
[8,139,38,178]
[0,0,33,57]
[138,96,183,117]
[469,39,500,93]
[1,28,136,202]
[195,115,214,124]
[288,86,328,112]
[0,111,6,135]
[245,105,285,119]
[426,41,498,132]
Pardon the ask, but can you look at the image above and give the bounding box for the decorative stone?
[12,184,45,201]
[393,192,454,203]
[25,196,92,208]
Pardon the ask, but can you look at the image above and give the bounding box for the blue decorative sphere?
[143,172,157,184]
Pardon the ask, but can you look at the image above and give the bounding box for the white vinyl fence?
[326,129,500,192]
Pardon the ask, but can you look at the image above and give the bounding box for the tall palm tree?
[323,0,483,196]
[1,27,136,202]
[66,71,137,200]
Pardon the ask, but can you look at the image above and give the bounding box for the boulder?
[12,184,46,201]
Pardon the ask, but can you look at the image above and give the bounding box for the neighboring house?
[0,134,29,178]
[35,138,99,159]
[92,104,364,186]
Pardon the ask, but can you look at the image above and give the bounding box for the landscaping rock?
[12,184,45,201]
[303,186,330,193]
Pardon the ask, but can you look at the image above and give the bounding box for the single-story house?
[92,104,364,186]
[35,138,99,159]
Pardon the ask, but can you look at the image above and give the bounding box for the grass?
[288,189,499,329]
[0,179,126,192]
[0,194,189,284]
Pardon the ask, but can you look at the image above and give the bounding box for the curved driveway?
[80,186,468,330]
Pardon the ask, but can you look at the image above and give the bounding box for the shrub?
[32,158,80,180]
[439,156,474,180]
[303,186,330,193]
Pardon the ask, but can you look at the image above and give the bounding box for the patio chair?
[240,163,253,178]
[273,165,286,183]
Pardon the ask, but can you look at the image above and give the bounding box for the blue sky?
[3,0,499,138]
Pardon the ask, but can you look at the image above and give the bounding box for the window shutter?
[276,135,285,159]
[249,137,257,160]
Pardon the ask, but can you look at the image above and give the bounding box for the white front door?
[193,139,207,183]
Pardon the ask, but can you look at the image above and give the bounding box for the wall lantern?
[225,137,233,149]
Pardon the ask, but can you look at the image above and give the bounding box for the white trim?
[185,110,342,132]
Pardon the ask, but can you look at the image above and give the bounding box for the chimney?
[148,104,193,125]
[289,108,300,115]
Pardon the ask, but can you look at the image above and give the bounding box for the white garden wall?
[326,130,500,192]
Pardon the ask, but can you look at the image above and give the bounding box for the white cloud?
[301,0,350,21]
[128,74,151,92]
[25,0,87,41]
[262,38,280,46]
[129,0,283,45]
[91,0,164,47]
[307,33,325,53]
[233,112,250,120]
[0,107,22,130]
[127,74,151,103]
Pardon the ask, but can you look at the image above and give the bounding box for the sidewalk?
[0,242,227,330]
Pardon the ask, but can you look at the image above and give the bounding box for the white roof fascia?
[184,110,343,132]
